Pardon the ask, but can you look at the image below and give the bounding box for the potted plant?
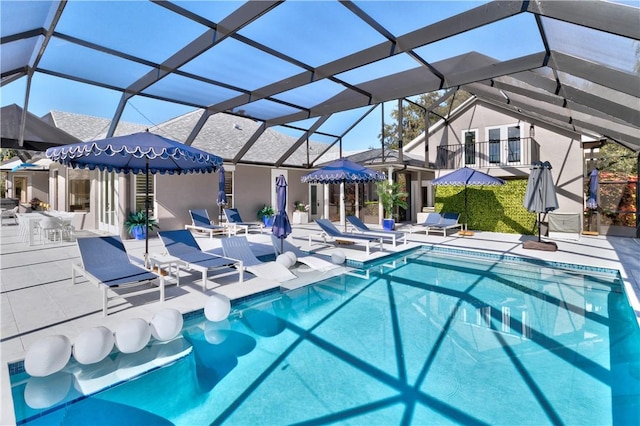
[293,201,310,224]
[257,204,275,227]
[376,181,408,230]
[124,210,158,240]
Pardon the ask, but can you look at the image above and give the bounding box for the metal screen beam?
[528,0,640,40]
[275,115,331,167]
[206,1,527,118]
[233,121,267,164]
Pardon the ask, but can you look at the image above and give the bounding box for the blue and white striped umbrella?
[301,159,385,184]
[432,167,505,227]
[46,131,223,260]
[46,131,222,175]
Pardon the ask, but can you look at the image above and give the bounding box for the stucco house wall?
[153,164,313,234]
[405,99,585,219]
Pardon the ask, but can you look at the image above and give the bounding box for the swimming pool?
[11,248,640,425]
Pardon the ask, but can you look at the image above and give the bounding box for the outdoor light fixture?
[499,90,510,103]
[529,124,535,138]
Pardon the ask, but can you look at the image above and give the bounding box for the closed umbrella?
[217,166,227,224]
[586,169,598,232]
[586,169,598,210]
[431,167,505,232]
[301,159,386,230]
[523,161,559,242]
[46,131,223,263]
[272,174,292,254]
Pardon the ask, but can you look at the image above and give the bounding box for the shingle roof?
[46,109,340,167]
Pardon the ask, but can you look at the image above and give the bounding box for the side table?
[148,253,187,286]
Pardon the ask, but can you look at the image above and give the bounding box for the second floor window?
[464,131,476,165]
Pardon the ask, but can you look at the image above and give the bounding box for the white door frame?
[98,171,118,234]
[309,183,322,221]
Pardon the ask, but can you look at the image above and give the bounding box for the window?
[488,128,501,164]
[68,169,90,211]
[224,170,233,207]
[464,130,476,165]
[485,125,522,165]
[507,126,521,163]
[134,173,155,218]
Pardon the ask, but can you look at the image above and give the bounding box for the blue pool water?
[11,249,640,425]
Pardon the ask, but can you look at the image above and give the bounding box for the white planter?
[292,211,308,224]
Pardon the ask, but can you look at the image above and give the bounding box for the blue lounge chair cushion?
[316,219,379,241]
[76,236,157,287]
[159,230,236,268]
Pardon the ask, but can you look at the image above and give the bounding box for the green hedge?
[434,179,537,234]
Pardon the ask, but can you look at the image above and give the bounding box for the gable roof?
[48,109,339,167]
[1,104,81,150]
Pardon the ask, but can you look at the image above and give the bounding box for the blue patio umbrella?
[523,161,559,241]
[46,131,223,262]
[217,166,227,224]
[11,163,38,172]
[272,174,292,253]
[432,167,505,228]
[300,158,386,184]
[301,158,386,230]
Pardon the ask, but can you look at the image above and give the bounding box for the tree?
[595,142,636,175]
[379,90,472,149]
[0,149,18,161]
[376,180,408,220]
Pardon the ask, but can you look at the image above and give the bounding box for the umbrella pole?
[145,159,149,267]
[538,212,541,242]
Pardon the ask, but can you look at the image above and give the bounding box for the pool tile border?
[352,244,621,276]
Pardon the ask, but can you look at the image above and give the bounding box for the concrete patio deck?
[1,221,639,425]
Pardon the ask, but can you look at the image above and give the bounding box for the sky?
[4,0,625,152]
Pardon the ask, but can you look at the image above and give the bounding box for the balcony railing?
[435,137,540,169]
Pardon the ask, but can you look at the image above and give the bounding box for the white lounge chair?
[158,229,243,290]
[346,215,407,247]
[1,206,18,225]
[311,219,383,256]
[221,236,297,282]
[223,208,264,234]
[186,209,239,238]
[72,236,164,316]
[411,212,463,236]
[270,234,339,272]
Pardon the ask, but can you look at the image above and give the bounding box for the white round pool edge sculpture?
[24,335,72,377]
[72,326,115,365]
[284,251,297,265]
[114,318,151,354]
[276,253,295,269]
[331,250,346,264]
[204,293,231,322]
[150,308,184,341]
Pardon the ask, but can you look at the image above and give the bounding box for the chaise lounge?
[223,208,264,234]
[72,235,164,316]
[411,212,463,236]
[158,229,244,290]
[311,219,384,256]
[186,209,238,238]
[346,215,407,247]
